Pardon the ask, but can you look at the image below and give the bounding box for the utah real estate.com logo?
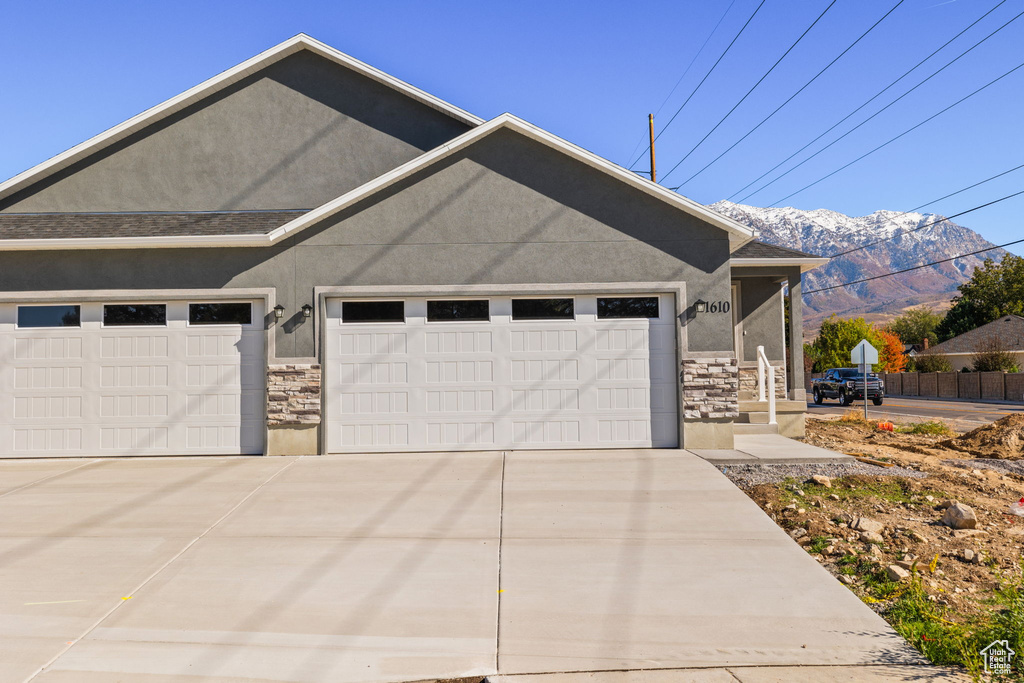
[981,640,1015,675]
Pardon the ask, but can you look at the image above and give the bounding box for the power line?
[829,164,1024,258]
[623,0,738,167]
[669,0,839,172]
[627,0,767,171]
[728,0,1009,203]
[662,0,906,186]
[740,3,1024,204]
[806,236,1024,294]
[769,57,1024,207]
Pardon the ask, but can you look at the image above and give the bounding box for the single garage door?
[325,294,678,452]
[0,300,265,457]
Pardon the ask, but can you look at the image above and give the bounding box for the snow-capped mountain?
[712,201,1007,327]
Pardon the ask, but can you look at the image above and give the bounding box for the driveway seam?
[21,455,303,683]
[495,449,507,674]
[0,459,98,501]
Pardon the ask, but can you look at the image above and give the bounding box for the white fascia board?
[268,113,756,244]
[0,34,482,203]
[731,257,830,272]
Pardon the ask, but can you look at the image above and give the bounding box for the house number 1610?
[705,301,730,313]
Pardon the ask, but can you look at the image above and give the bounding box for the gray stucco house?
[0,35,825,457]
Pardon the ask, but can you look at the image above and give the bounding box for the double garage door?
[325,294,679,452]
[0,300,264,457]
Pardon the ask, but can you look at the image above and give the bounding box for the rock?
[854,517,884,534]
[861,531,884,545]
[925,495,935,503]
[797,508,806,515]
[843,548,858,557]
[789,528,808,540]
[952,529,987,538]
[839,575,854,585]
[936,499,958,510]
[829,494,840,501]
[812,500,822,508]
[973,553,984,566]
[795,489,805,497]
[824,545,836,555]
[784,503,797,511]
[886,565,911,581]
[868,544,884,559]
[908,531,929,543]
[810,475,832,488]
[942,503,978,530]
[961,549,975,562]
[835,512,855,525]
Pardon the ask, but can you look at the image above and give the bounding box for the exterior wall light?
[693,299,708,314]
[301,304,313,319]
[273,305,285,320]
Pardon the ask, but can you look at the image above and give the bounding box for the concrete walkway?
[691,433,855,465]
[0,450,929,682]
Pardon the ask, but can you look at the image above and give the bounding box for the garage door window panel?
[427,300,489,322]
[103,304,167,327]
[511,298,574,320]
[597,297,659,319]
[342,301,405,323]
[189,303,252,326]
[17,305,81,328]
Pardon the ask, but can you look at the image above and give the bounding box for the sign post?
[851,340,879,421]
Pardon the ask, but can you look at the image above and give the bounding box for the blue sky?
[1,0,1021,256]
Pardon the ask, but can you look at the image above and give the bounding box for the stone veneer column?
[266,364,321,455]
[680,357,738,449]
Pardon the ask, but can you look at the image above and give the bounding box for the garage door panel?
[0,301,264,457]
[327,294,678,452]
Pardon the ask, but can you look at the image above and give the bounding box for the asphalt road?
[806,395,1024,428]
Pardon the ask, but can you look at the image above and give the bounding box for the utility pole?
[648,114,657,183]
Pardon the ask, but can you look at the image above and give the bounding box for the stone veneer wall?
[267,364,322,425]
[738,365,787,400]
[681,357,738,419]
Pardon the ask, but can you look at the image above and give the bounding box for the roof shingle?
[731,240,822,259]
[0,211,307,240]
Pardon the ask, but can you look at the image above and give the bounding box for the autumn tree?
[809,316,907,372]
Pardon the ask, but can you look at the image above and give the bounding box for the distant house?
[927,315,1024,371]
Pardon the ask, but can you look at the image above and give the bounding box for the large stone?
[885,565,910,582]
[942,503,978,530]
[853,517,884,534]
[860,531,884,545]
[809,475,832,488]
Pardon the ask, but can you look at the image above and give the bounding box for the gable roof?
[929,315,1024,354]
[0,34,483,206]
[0,113,755,250]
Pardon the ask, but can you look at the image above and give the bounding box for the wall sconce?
[693,299,708,314]
[301,304,313,319]
[273,305,285,320]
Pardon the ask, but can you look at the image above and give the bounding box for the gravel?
[720,462,928,488]
[945,458,1024,477]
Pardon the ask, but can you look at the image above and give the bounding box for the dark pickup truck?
[812,368,884,406]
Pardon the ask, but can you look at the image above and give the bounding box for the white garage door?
[325,294,678,452]
[0,300,265,457]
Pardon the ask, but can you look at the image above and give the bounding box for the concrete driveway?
[0,450,935,682]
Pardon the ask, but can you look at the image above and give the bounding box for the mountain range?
[712,201,1007,332]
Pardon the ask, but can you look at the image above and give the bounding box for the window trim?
[425,299,491,323]
[15,304,82,329]
[510,297,576,322]
[101,303,168,328]
[186,301,254,327]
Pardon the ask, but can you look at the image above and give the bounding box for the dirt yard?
[743,415,1024,619]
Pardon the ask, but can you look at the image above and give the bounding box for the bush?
[971,337,1021,373]
[910,353,954,373]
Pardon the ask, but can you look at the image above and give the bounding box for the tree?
[875,328,908,373]
[936,254,1024,340]
[886,306,942,346]
[809,315,907,372]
